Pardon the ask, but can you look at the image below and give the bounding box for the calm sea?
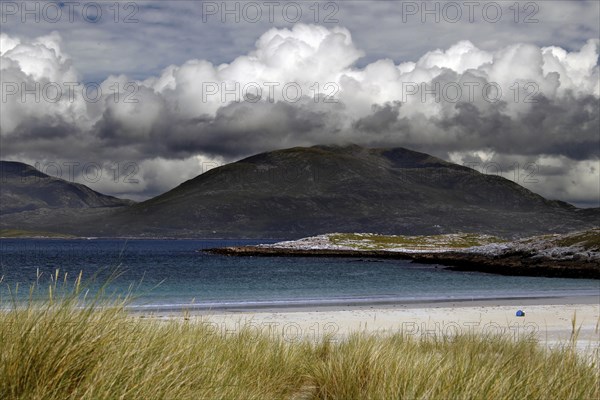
[1,239,598,310]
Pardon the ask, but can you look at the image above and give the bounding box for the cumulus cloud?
[0,24,598,206]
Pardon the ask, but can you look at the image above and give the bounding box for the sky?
[0,0,599,207]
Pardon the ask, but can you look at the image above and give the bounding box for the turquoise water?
[1,239,598,310]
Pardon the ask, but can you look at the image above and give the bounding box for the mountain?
[96,145,598,238]
[0,161,134,234]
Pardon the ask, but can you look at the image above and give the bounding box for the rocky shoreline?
[410,251,600,279]
[204,230,600,279]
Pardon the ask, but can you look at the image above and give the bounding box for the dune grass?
[1,276,598,399]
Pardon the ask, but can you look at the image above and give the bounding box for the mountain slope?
[101,145,598,238]
[0,161,134,234]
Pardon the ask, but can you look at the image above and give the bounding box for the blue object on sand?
[516,310,525,317]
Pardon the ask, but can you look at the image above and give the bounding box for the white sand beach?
[142,296,600,356]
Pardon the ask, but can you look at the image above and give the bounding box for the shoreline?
[205,245,600,279]
[127,294,600,315]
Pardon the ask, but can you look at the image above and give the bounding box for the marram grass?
[0,276,598,399]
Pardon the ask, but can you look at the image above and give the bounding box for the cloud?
[3,1,599,82]
[0,24,598,205]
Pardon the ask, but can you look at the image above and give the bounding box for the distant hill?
[96,145,599,238]
[1,146,597,238]
[0,161,134,235]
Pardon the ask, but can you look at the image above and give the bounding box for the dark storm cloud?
[88,99,341,160]
[430,94,600,160]
[354,102,402,133]
[8,90,594,165]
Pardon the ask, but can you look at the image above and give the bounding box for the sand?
[140,296,600,355]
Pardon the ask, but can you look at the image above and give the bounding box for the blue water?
[1,239,598,310]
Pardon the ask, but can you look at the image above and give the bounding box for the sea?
[1,239,598,311]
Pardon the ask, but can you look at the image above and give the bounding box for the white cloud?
[0,25,598,205]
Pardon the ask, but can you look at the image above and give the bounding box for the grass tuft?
[1,276,598,399]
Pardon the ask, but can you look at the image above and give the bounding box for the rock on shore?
[205,230,600,279]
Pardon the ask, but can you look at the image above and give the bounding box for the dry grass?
[0,229,74,238]
[554,228,600,251]
[329,232,504,250]
[1,275,598,400]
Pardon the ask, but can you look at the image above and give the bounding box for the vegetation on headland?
[0,229,76,238]
[328,232,505,250]
[552,229,600,251]
[300,229,600,253]
[1,277,598,399]
[207,229,600,279]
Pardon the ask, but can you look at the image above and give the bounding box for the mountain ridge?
[1,145,597,238]
[0,160,134,234]
[102,144,598,238]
